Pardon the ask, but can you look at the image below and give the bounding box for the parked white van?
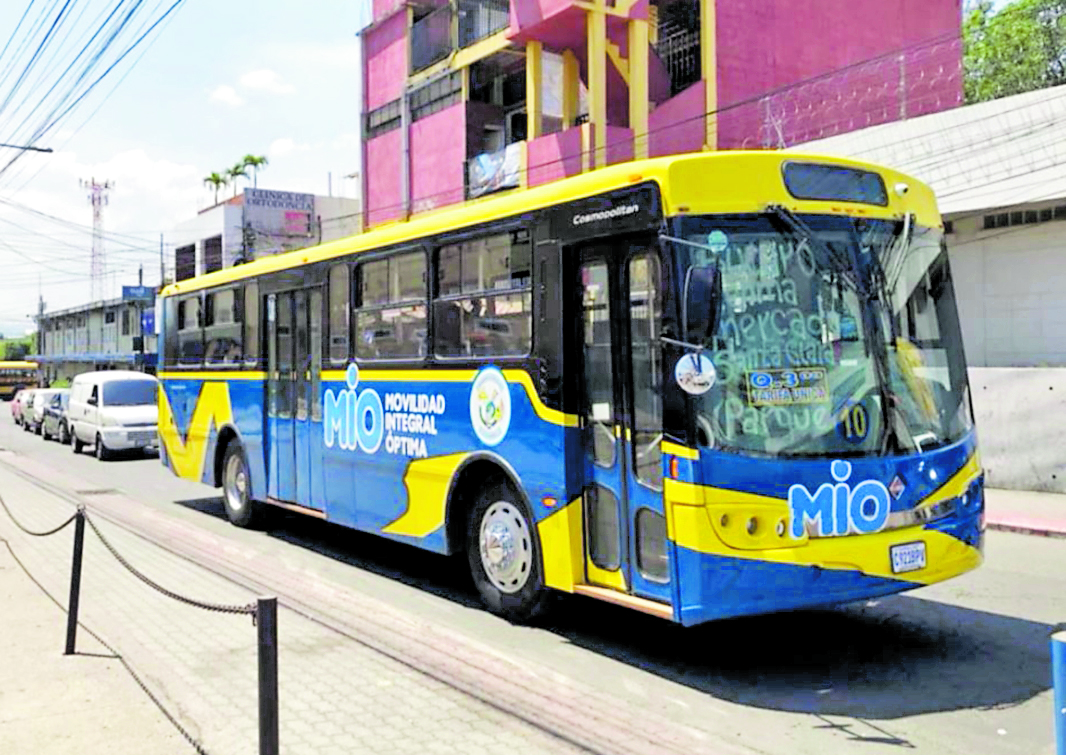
[68,371,159,460]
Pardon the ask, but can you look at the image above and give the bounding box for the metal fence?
[411,4,454,73]
[458,0,510,48]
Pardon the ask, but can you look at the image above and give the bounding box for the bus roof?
[0,361,37,369]
[161,150,940,298]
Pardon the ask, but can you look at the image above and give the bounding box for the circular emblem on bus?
[470,367,510,446]
[675,353,716,395]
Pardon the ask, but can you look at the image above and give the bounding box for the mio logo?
[788,460,891,538]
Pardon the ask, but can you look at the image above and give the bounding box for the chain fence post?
[1053,627,1066,755]
[257,596,279,755]
[64,507,86,655]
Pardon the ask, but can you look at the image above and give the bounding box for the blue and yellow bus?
[158,151,983,626]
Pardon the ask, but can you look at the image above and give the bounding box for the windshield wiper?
[766,205,866,296]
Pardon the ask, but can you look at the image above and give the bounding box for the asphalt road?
[0,410,1060,755]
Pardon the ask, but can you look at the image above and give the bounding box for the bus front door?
[577,246,672,606]
[267,289,324,510]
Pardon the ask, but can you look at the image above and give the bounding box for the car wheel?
[466,479,551,623]
[94,434,111,461]
[60,423,69,445]
[221,441,259,527]
[42,423,51,441]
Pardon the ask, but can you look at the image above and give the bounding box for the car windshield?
[102,380,157,407]
[671,213,973,458]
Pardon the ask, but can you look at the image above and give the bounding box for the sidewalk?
[985,487,1066,538]
[0,545,189,755]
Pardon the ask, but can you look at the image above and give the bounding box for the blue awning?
[28,352,158,366]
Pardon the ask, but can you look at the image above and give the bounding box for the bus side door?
[576,241,673,605]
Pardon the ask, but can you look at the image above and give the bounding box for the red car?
[11,389,34,427]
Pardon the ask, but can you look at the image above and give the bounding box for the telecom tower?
[81,178,113,302]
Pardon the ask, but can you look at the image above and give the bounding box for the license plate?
[890,541,927,574]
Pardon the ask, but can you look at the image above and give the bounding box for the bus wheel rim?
[224,453,247,513]
[479,501,532,595]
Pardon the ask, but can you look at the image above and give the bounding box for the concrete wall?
[648,81,705,157]
[314,197,363,242]
[714,0,962,148]
[969,367,1066,493]
[527,129,583,187]
[365,12,406,111]
[410,103,467,214]
[948,220,1066,368]
[365,129,404,227]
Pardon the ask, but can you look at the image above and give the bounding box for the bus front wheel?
[221,441,259,528]
[466,481,550,623]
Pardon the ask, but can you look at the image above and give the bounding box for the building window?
[433,229,532,358]
[175,244,196,281]
[354,251,426,360]
[653,0,702,97]
[329,263,350,363]
[121,309,130,335]
[409,72,462,123]
[365,99,401,140]
[203,235,223,274]
[104,311,116,324]
[176,294,203,365]
[204,287,242,365]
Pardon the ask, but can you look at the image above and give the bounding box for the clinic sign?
[244,188,315,238]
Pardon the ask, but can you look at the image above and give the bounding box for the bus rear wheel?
[221,441,259,528]
[466,481,550,623]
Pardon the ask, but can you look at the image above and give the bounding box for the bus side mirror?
[682,265,722,344]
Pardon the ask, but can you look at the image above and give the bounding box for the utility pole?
[81,178,113,303]
[159,233,165,288]
[137,264,145,372]
[37,277,45,383]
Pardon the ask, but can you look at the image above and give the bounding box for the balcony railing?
[458,0,509,48]
[411,4,454,73]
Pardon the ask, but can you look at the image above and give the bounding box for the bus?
[157,151,984,626]
[0,360,39,401]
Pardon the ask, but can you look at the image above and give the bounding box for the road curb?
[986,521,1066,539]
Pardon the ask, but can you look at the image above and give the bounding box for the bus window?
[354,251,427,360]
[244,282,259,365]
[629,254,663,491]
[433,230,531,358]
[329,263,350,363]
[204,288,242,365]
[176,294,203,366]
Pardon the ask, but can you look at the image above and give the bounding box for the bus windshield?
[672,213,973,458]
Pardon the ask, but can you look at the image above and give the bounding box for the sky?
[0,0,373,337]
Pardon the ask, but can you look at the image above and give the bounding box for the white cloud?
[210,85,244,107]
[239,69,296,95]
[268,138,310,157]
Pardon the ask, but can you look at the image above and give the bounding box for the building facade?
[172,188,361,282]
[360,0,962,227]
[34,295,158,384]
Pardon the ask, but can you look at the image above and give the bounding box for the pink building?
[360,0,962,228]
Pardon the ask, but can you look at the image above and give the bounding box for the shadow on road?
[172,495,1051,722]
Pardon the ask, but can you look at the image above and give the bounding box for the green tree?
[6,341,29,360]
[964,0,1066,103]
[227,162,249,197]
[203,172,227,204]
[242,154,269,188]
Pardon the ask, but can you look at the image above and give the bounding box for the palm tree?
[203,172,227,205]
[227,162,249,196]
[242,154,269,188]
